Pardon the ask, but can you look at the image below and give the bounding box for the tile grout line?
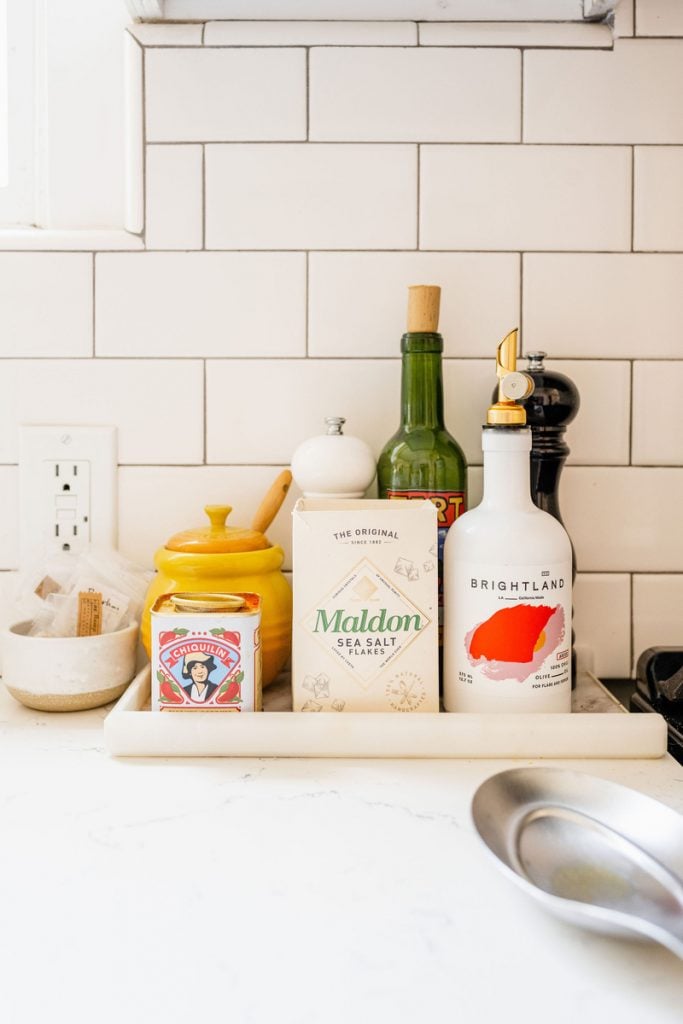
[518,251,524,353]
[519,48,524,143]
[629,572,634,675]
[137,141,658,148]
[305,251,309,357]
[202,144,206,250]
[91,253,96,358]
[6,247,683,256]
[203,359,207,465]
[628,359,634,465]
[3,460,683,482]
[1,355,682,364]
[104,244,683,255]
[138,40,615,52]
[416,144,420,250]
[306,47,310,140]
[630,145,635,252]
[141,45,148,247]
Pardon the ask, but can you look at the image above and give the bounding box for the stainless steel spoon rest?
[471,767,683,958]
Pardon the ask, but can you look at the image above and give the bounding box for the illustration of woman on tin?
[181,652,219,703]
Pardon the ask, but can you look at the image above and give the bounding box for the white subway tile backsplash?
[310,48,520,142]
[205,358,491,466]
[309,252,519,357]
[0,360,204,464]
[204,21,417,45]
[419,22,612,47]
[96,253,306,357]
[634,147,683,251]
[560,467,683,571]
[0,255,92,358]
[206,359,399,465]
[524,254,683,358]
[633,575,683,663]
[4,23,682,673]
[543,360,630,466]
[524,40,683,143]
[573,574,632,678]
[636,0,683,36]
[205,144,417,250]
[119,466,301,571]
[420,146,631,251]
[145,49,306,142]
[443,361,494,465]
[145,145,203,250]
[467,466,483,509]
[632,361,683,466]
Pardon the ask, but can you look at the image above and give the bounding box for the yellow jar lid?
[165,505,270,554]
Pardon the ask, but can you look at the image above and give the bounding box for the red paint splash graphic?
[465,604,565,682]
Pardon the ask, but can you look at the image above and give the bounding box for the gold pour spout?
[487,329,534,427]
[496,329,519,383]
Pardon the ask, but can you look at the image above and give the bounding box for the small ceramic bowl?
[2,620,139,712]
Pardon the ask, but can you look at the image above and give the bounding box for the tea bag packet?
[27,594,68,637]
[76,549,152,624]
[49,577,131,637]
[17,547,152,638]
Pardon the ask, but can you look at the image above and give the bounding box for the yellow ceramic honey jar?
[141,494,292,687]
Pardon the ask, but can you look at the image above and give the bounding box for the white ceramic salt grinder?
[291,417,376,498]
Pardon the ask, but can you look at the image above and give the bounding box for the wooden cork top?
[407,285,441,333]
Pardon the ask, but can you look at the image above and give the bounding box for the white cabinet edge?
[124,33,144,236]
[134,1,613,24]
[0,229,143,251]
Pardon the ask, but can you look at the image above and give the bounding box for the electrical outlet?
[19,426,118,566]
[50,460,91,550]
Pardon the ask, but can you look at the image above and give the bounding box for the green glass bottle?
[377,285,468,678]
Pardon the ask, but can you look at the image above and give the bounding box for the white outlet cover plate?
[19,425,118,566]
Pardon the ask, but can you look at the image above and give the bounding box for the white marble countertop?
[0,685,682,1024]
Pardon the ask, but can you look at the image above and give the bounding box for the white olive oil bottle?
[443,330,572,713]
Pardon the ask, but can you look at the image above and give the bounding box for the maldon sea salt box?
[292,499,438,712]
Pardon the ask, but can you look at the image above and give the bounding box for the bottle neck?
[482,429,536,510]
[400,333,444,431]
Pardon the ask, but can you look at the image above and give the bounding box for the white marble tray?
[103,665,667,759]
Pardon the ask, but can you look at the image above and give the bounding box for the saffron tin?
[151,592,262,712]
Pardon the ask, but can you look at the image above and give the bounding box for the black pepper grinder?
[520,352,580,548]
[523,352,580,685]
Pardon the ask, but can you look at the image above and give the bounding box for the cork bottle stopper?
[407,285,441,333]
